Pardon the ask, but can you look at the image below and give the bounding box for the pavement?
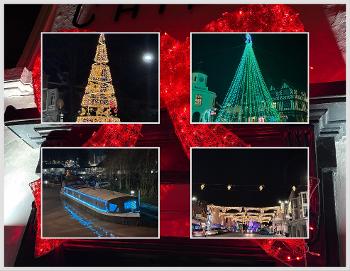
[204,232,277,238]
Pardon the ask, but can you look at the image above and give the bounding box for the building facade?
[270,82,308,122]
[191,72,217,122]
[287,185,308,237]
[42,88,60,122]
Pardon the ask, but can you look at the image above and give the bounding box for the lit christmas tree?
[76,33,120,122]
[216,34,280,123]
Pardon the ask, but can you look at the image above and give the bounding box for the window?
[272,102,277,109]
[124,200,137,211]
[303,206,308,217]
[283,100,290,109]
[301,192,307,204]
[282,88,290,96]
[47,91,56,109]
[195,95,202,106]
[43,90,47,110]
[50,94,55,106]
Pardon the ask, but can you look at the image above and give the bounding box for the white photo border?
[40,146,160,240]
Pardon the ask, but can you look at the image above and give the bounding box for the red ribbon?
[30,5,315,267]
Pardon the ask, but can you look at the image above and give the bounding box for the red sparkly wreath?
[30,4,320,266]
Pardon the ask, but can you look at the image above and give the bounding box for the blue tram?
[61,185,140,223]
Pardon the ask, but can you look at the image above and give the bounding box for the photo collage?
[2,3,348,269]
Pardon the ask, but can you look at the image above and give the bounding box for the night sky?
[43,148,104,167]
[192,148,308,207]
[42,148,157,167]
[43,33,159,122]
[4,4,42,68]
[192,33,308,104]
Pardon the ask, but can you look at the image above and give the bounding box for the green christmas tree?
[216,34,280,123]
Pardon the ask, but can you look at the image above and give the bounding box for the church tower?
[191,72,217,122]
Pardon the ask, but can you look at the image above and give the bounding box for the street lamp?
[130,190,135,195]
[227,184,232,191]
[200,184,205,190]
[192,196,197,201]
[142,52,154,63]
[259,185,264,191]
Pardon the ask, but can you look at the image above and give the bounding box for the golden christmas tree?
[76,33,120,122]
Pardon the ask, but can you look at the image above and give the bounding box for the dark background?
[192,148,308,207]
[192,33,308,104]
[4,5,42,68]
[42,33,159,122]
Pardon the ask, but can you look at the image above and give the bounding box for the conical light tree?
[77,33,120,122]
[216,34,280,123]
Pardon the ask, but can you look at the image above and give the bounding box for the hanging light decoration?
[227,184,232,191]
[259,185,264,191]
[200,184,205,190]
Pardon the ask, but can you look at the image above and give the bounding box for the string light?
[216,33,280,123]
[227,184,232,191]
[292,185,296,191]
[76,33,120,123]
[259,185,264,191]
[200,184,205,190]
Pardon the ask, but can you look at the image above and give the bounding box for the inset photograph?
[191,33,308,123]
[191,147,309,239]
[41,32,159,123]
[41,147,159,238]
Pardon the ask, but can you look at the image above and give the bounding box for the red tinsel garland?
[29,4,320,267]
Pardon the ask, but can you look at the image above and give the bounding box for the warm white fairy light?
[77,33,120,123]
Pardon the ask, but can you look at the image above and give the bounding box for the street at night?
[192,148,309,238]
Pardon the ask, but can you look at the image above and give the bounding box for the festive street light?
[200,184,205,190]
[192,196,197,201]
[292,185,296,191]
[227,184,232,191]
[259,185,264,191]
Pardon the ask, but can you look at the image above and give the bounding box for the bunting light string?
[194,183,270,192]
